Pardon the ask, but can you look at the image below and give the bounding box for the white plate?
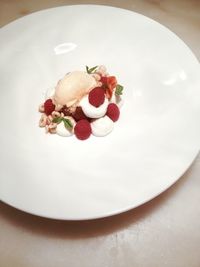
[0,5,200,220]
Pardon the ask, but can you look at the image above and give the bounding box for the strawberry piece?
[100,76,117,99]
[44,99,55,115]
[89,87,105,107]
[107,76,117,90]
[74,119,92,140]
[106,103,120,122]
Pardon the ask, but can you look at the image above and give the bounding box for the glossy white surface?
[45,86,55,100]
[0,5,200,220]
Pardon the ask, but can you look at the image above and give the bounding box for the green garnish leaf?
[63,118,73,130]
[115,84,124,96]
[52,117,73,130]
[86,66,89,73]
[86,65,98,74]
[52,117,63,124]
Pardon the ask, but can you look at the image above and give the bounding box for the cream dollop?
[79,95,108,119]
[53,71,96,107]
[56,117,76,137]
[91,116,114,137]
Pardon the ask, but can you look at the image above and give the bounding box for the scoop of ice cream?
[91,116,114,137]
[80,95,108,119]
[53,71,96,107]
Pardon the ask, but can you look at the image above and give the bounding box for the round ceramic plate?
[0,5,200,220]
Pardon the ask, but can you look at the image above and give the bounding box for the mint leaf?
[86,65,98,74]
[63,118,73,130]
[52,117,73,130]
[52,117,63,124]
[86,66,90,74]
[115,84,124,96]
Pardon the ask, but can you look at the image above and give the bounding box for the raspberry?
[89,87,105,107]
[44,99,55,115]
[73,107,88,121]
[74,119,92,140]
[106,103,120,122]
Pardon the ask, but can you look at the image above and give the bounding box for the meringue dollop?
[91,116,114,137]
[56,117,76,137]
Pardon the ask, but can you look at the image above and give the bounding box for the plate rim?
[1,4,200,220]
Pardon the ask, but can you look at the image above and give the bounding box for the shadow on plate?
[0,167,192,239]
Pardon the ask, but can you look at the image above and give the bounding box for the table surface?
[0,1,200,267]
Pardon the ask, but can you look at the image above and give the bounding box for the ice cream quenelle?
[54,71,97,107]
[38,65,124,140]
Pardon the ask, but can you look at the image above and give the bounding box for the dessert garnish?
[38,65,124,140]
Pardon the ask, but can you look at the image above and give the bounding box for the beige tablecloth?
[0,1,200,266]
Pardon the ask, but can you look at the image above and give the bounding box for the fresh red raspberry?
[44,99,55,115]
[74,119,92,140]
[73,107,88,121]
[106,103,120,122]
[89,87,105,107]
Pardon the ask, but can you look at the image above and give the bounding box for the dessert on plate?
[38,65,124,140]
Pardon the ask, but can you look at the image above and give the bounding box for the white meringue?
[56,117,76,137]
[91,116,114,137]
